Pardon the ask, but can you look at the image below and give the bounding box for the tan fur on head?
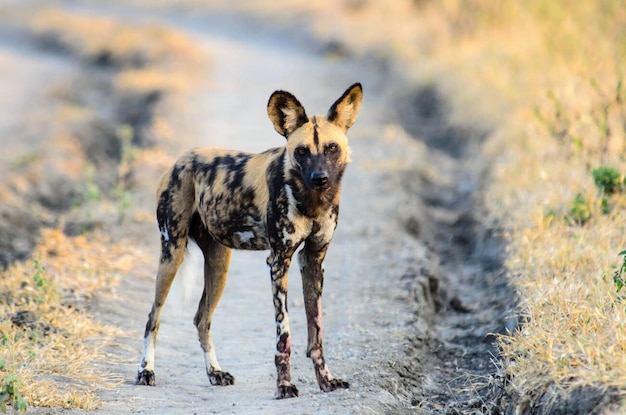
[268,83,363,138]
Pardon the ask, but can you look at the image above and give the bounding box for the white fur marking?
[140,335,155,372]
[166,239,203,314]
[160,226,169,242]
[160,218,170,242]
[281,107,300,133]
[204,348,221,372]
[236,230,256,244]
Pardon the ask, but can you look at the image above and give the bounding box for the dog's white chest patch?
[235,230,256,244]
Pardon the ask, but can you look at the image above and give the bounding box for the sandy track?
[0,41,67,171]
[14,11,426,415]
[95,26,426,415]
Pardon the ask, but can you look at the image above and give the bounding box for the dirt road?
[93,17,427,414]
[2,5,514,414]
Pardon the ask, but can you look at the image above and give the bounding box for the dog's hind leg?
[136,236,188,386]
[299,243,349,392]
[137,166,195,386]
[191,221,234,386]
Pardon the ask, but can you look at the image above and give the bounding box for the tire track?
[394,84,517,413]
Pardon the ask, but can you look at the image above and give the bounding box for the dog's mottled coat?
[136,83,363,399]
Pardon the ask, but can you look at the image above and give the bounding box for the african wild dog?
[136,83,363,399]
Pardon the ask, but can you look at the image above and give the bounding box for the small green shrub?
[566,192,592,225]
[0,374,28,414]
[592,166,622,195]
[0,336,28,414]
[600,197,611,215]
[613,250,626,294]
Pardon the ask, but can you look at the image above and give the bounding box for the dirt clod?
[10,310,59,336]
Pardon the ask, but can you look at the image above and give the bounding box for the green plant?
[116,124,135,165]
[612,250,626,294]
[600,197,611,215]
[31,259,47,291]
[533,91,569,143]
[592,166,622,195]
[0,374,27,414]
[83,165,101,203]
[566,192,592,225]
[0,336,28,414]
[31,258,48,308]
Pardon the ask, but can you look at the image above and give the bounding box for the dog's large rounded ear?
[267,90,309,138]
[327,83,363,132]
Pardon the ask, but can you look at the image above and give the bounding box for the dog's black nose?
[311,171,329,187]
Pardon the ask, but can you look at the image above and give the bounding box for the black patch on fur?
[222,154,250,189]
[143,311,156,338]
[285,166,342,219]
[170,163,185,190]
[193,155,218,188]
[312,116,320,148]
[276,331,290,352]
[188,212,211,246]
[156,189,175,263]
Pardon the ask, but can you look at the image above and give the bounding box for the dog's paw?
[275,382,299,399]
[320,378,350,392]
[208,370,235,386]
[136,370,156,386]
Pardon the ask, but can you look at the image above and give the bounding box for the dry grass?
[1,9,204,411]
[0,229,145,410]
[29,9,202,70]
[406,0,626,408]
[28,9,206,96]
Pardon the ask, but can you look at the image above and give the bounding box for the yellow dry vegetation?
[403,0,626,406]
[446,0,624,392]
[29,9,206,97]
[0,229,144,409]
[29,9,202,70]
[0,9,204,411]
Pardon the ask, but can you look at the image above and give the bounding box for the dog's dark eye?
[327,144,338,153]
[296,146,309,156]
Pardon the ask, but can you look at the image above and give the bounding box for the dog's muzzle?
[310,171,329,188]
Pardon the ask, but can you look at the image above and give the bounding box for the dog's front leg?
[298,243,349,392]
[268,251,299,399]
